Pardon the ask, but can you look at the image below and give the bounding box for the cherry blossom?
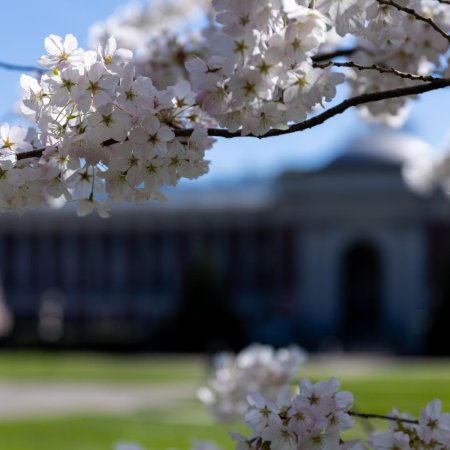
[236,376,357,450]
[1,0,450,215]
[0,123,32,160]
[2,3,450,449]
[198,344,306,423]
[39,34,84,69]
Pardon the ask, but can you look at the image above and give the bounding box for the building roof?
[326,128,436,170]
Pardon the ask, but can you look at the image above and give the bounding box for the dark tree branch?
[16,77,450,161]
[314,61,440,83]
[377,0,450,43]
[349,411,419,425]
[0,61,44,73]
[312,47,366,63]
[16,149,47,160]
[179,77,450,139]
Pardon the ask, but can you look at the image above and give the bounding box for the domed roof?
[327,128,436,169]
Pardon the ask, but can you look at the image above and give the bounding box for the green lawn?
[0,408,237,450]
[0,353,449,450]
[0,351,205,383]
[302,358,450,414]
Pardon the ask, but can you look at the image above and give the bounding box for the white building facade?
[0,131,448,353]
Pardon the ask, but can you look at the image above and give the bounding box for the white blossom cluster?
[134,31,208,91]
[113,394,450,450]
[403,150,447,195]
[347,0,450,125]
[233,387,450,450]
[90,0,212,91]
[88,1,358,136]
[89,0,211,53]
[90,0,450,129]
[231,376,359,450]
[400,128,450,202]
[369,400,450,450]
[197,344,307,423]
[3,1,450,214]
[0,34,214,216]
[185,0,347,136]
[189,0,450,130]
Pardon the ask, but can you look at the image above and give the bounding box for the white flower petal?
[64,34,78,54]
[44,35,64,56]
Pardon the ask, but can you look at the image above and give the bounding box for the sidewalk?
[0,381,196,419]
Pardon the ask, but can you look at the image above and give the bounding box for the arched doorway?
[340,241,382,347]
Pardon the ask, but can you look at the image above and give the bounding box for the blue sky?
[1,0,450,184]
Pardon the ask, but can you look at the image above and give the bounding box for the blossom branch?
[16,149,47,160]
[377,0,450,43]
[349,411,419,425]
[180,77,450,139]
[312,47,368,63]
[15,77,450,162]
[313,61,440,83]
[7,0,450,216]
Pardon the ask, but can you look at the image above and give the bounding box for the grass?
[0,351,205,383]
[301,358,450,415]
[0,353,450,450]
[0,408,237,450]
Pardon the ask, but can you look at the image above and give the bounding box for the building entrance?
[340,241,382,348]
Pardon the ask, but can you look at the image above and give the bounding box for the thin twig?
[349,411,419,425]
[2,49,366,73]
[0,61,44,73]
[15,77,450,160]
[438,0,450,5]
[377,0,450,43]
[314,60,440,83]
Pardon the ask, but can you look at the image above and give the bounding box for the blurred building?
[1,130,450,354]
